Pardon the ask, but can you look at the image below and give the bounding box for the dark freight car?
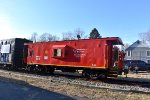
[0,38,31,68]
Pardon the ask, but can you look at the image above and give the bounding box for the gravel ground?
[117,72,150,83]
[0,69,150,100]
[120,72,150,79]
[127,72,150,79]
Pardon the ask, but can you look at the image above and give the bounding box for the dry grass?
[0,70,150,100]
[127,72,150,79]
[118,72,150,82]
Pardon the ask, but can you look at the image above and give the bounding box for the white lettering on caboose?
[73,49,87,58]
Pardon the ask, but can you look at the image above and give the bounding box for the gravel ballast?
[0,69,150,100]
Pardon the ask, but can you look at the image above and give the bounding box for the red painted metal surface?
[26,37,124,69]
[118,51,126,70]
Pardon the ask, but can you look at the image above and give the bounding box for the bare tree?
[62,32,66,40]
[138,32,147,43]
[124,43,130,50]
[52,35,60,41]
[146,30,150,42]
[39,33,48,42]
[62,32,69,40]
[39,33,59,42]
[62,31,75,40]
[139,30,150,43]
[31,32,38,42]
[74,28,85,40]
[62,28,85,40]
[82,34,89,39]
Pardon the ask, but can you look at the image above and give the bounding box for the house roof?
[125,40,150,51]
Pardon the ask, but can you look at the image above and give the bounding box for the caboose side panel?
[27,39,107,69]
[26,37,124,78]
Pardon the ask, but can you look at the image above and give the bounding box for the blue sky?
[0,0,150,44]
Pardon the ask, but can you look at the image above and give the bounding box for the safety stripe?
[27,63,106,69]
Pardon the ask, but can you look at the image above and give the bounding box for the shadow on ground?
[0,77,75,100]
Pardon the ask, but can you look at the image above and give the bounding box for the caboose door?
[106,44,113,68]
[23,45,28,64]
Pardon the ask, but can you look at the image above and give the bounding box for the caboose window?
[30,50,34,56]
[54,49,57,56]
[54,49,62,57]
[52,45,66,58]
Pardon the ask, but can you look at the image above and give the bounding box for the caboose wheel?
[29,66,35,72]
[47,67,54,74]
[82,70,90,78]
[82,69,106,79]
[39,66,46,73]
[89,72,99,80]
[82,70,99,79]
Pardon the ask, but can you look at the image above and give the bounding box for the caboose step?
[108,71,118,73]
[108,71,118,74]
[107,74,118,77]
[107,69,118,77]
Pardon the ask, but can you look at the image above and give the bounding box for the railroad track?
[0,67,150,93]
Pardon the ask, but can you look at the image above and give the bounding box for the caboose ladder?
[107,68,118,78]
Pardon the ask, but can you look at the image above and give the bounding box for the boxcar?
[0,38,31,68]
[25,37,125,79]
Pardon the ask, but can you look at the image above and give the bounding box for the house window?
[146,51,150,57]
[127,51,131,57]
[54,49,62,57]
[7,41,10,44]
[147,60,150,64]
[5,41,7,45]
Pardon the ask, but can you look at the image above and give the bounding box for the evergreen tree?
[89,28,101,39]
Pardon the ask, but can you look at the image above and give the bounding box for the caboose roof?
[26,37,123,45]
[104,37,123,45]
[0,38,25,41]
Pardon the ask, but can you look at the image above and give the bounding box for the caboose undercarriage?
[0,63,120,79]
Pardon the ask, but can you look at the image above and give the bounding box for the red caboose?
[24,37,125,79]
